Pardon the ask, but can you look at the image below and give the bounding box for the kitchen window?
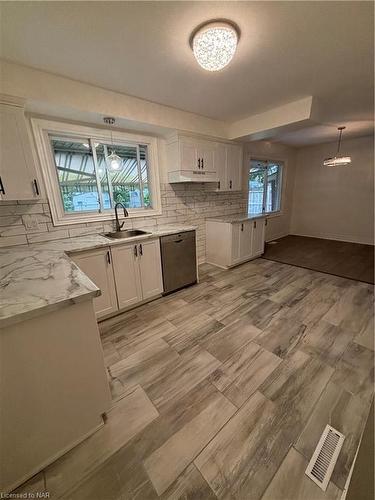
[32,119,161,225]
[248,159,283,216]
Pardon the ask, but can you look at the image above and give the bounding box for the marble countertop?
[0,224,196,328]
[206,213,267,224]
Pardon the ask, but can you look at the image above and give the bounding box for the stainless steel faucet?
[114,202,129,232]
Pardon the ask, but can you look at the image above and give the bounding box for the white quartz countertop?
[206,213,267,223]
[0,224,196,328]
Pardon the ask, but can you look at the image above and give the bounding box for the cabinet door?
[180,141,198,171]
[214,144,226,191]
[231,222,252,264]
[231,223,242,264]
[71,248,118,319]
[251,219,265,257]
[0,103,40,201]
[240,221,253,260]
[111,243,143,309]
[226,144,243,191]
[138,239,163,300]
[198,143,215,171]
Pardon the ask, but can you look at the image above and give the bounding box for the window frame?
[31,118,162,226]
[247,156,285,217]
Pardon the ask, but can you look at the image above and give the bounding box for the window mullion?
[90,139,104,213]
[136,145,145,208]
[262,164,268,213]
[103,144,115,208]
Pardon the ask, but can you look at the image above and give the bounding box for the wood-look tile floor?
[15,259,374,499]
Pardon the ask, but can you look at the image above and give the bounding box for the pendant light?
[323,127,352,167]
[103,117,122,171]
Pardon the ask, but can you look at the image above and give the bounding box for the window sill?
[51,208,163,226]
[265,211,283,219]
[248,211,283,219]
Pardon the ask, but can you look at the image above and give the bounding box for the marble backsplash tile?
[0,184,247,262]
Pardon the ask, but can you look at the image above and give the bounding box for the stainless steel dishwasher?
[160,231,197,294]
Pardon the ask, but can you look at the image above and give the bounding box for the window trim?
[31,118,162,226]
[247,155,285,218]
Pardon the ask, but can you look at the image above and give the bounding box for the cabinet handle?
[139,244,143,256]
[0,176,5,195]
[265,218,268,226]
[202,158,204,169]
[229,180,232,189]
[218,181,220,189]
[33,179,40,196]
[106,250,111,264]
[134,245,138,257]
[254,220,257,228]
[198,158,201,169]
[241,223,244,232]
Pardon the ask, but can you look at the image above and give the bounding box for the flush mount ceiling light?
[103,117,122,171]
[323,127,352,167]
[191,20,239,71]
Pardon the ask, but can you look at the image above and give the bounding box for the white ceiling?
[1,1,374,145]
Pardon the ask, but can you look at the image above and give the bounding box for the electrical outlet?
[23,214,39,231]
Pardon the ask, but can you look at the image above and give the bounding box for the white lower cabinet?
[71,247,118,319]
[72,238,163,319]
[110,243,143,309]
[232,221,253,264]
[111,238,163,309]
[137,239,164,300]
[252,218,266,257]
[206,218,266,268]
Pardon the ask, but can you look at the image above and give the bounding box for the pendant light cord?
[337,129,342,154]
[337,126,345,154]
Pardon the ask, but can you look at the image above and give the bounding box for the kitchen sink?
[104,229,150,239]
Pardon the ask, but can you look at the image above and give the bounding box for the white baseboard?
[290,230,374,246]
[266,231,289,242]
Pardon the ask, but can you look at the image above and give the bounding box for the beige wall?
[1,60,227,138]
[291,135,374,245]
[244,141,297,241]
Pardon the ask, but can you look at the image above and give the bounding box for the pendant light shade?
[323,127,352,167]
[103,117,123,171]
[106,150,122,170]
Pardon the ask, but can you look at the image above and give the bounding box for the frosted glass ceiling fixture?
[103,117,122,171]
[191,20,239,71]
[323,127,352,167]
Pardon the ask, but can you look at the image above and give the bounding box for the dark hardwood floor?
[263,235,374,284]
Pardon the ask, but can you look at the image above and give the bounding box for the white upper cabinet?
[166,133,242,186]
[180,141,198,172]
[197,143,215,171]
[215,143,243,192]
[166,134,217,183]
[214,144,227,191]
[226,144,243,191]
[0,97,41,201]
[71,247,118,319]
